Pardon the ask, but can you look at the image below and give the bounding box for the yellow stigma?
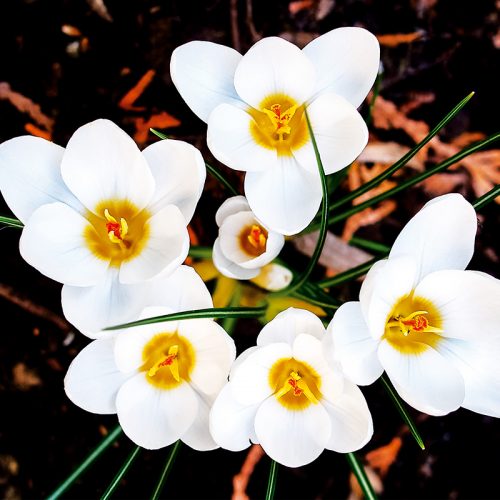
[269,358,322,411]
[249,93,308,157]
[239,224,268,257]
[384,295,443,355]
[104,208,129,245]
[147,345,180,381]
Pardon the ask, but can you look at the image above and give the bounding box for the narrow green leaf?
[221,284,242,334]
[291,290,339,311]
[265,459,279,500]
[188,245,213,259]
[317,257,380,288]
[380,374,425,450]
[473,183,500,211]
[0,215,23,228]
[100,445,141,500]
[150,128,169,140]
[346,452,378,500]
[47,425,123,500]
[349,236,391,255]
[105,306,267,330]
[151,441,182,500]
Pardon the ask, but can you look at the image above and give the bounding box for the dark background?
[0,0,499,498]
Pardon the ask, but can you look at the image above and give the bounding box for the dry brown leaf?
[289,0,313,14]
[119,69,156,111]
[12,363,42,390]
[232,445,265,500]
[87,0,113,22]
[450,131,486,148]
[348,466,384,500]
[61,25,82,37]
[358,141,424,170]
[24,123,52,140]
[462,150,500,203]
[365,437,403,477]
[400,91,435,114]
[420,171,468,196]
[376,31,423,47]
[132,111,181,144]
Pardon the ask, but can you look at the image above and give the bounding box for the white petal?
[171,41,242,123]
[294,93,368,175]
[119,205,189,284]
[359,259,387,320]
[215,195,250,226]
[179,319,236,395]
[207,103,279,172]
[116,373,199,450]
[142,139,206,224]
[258,307,325,346]
[414,270,500,341]
[378,339,465,416]
[210,383,259,451]
[251,263,293,291]
[367,256,417,340]
[303,27,380,108]
[20,202,109,286]
[254,396,330,468]
[230,343,292,406]
[326,302,383,386]
[323,381,373,453]
[212,238,259,280]
[234,37,315,108]
[61,119,154,214]
[244,157,322,235]
[61,268,150,337]
[181,391,218,451]
[64,339,131,414]
[389,193,477,282]
[437,337,500,417]
[0,136,82,223]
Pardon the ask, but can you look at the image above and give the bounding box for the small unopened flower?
[326,194,500,416]
[65,268,236,450]
[213,195,287,283]
[210,308,373,467]
[0,119,205,334]
[171,28,379,235]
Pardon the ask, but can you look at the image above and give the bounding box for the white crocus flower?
[171,28,379,235]
[210,308,373,467]
[213,195,285,281]
[326,194,500,417]
[65,268,236,450]
[0,119,205,335]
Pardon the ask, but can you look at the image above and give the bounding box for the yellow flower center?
[83,199,151,267]
[239,224,268,257]
[142,332,195,390]
[249,93,308,156]
[269,358,321,411]
[384,295,443,355]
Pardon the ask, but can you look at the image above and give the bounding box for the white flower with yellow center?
[210,308,373,467]
[0,119,205,335]
[326,194,500,417]
[213,195,287,283]
[171,28,379,235]
[64,268,236,450]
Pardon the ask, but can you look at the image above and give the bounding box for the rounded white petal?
[323,381,373,453]
[119,205,189,284]
[414,270,500,341]
[254,396,330,468]
[142,139,206,224]
[230,343,292,406]
[389,193,477,282]
[0,136,82,223]
[229,346,260,379]
[61,119,155,214]
[210,383,259,451]
[294,93,368,175]
[178,319,236,395]
[207,103,279,172]
[20,202,109,286]
[258,307,325,346]
[251,263,293,291]
[244,157,322,235]
[234,37,315,108]
[215,195,250,227]
[367,256,417,340]
[302,27,380,108]
[326,302,383,386]
[359,259,387,320]
[378,339,465,416]
[181,392,218,451]
[212,238,259,280]
[61,268,150,337]
[171,41,243,123]
[116,373,199,450]
[64,338,131,414]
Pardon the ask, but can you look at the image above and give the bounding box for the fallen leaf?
[24,123,51,140]
[358,141,424,170]
[132,111,180,144]
[400,91,435,114]
[12,363,42,390]
[87,0,113,22]
[365,437,403,477]
[420,171,468,196]
[232,445,265,500]
[376,31,424,47]
[348,465,384,500]
[119,69,156,111]
[61,25,82,37]
[289,0,313,15]
[450,132,486,148]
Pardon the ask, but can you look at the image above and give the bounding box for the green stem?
[265,460,279,500]
[349,236,390,255]
[380,374,425,450]
[150,441,182,500]
[105,305,268,330]
[0,215,23,228]
[100,445,141,500]
[221,284,242,333]
[47,425,123,500]
[205,162,240,196]
[291,290,339,311]
[188,245,213,259]
[346,452,377,500]
[472,184,500,211]
[317,257,381,288]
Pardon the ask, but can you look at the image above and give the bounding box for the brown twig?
[245,0,261,42]
[230,0,241,52]
[232,444,265,500]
